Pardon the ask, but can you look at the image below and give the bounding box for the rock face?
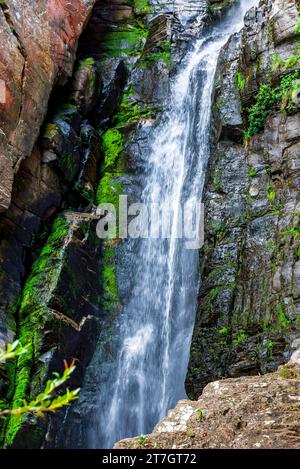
[1,0,212,448]
[187,0,300,398]
[47,0,216,450]
[0,0,96,212]
[1,0,300,451]
[115,349,300,449]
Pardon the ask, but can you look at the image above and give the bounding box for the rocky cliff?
[117,0,300,449]
[116,348,300,449]
[1,0,213,448]
[187,0,300,396]
[0,0,96,213]
[0,0,299,450]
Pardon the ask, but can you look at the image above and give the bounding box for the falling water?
[90,0,259,448]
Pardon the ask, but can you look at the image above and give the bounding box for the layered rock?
[48,0,217,450]
[187,0,300,397]
[2,0,299,451]
[0,0,132,446]
[0,0,97,212]
[116,349,300,449]
[1,0,209,448]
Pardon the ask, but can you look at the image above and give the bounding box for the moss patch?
[114,87,155,127]
[101,128,124,172]
[133,0,152,15]
[4,216,72,446]
[96,173,124,210]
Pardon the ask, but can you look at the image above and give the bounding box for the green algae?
[78,57,95,70]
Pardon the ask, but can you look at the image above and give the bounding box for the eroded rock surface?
[116,350,300,449]
[1,0,300,451]
[187,0,300,398]
[0,0,97,212]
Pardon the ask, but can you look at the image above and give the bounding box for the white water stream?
[91,0,258,448]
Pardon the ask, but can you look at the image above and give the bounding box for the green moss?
[237,71,245,91]
[95,173,123,209]
[43,123,59,140]
[209,0,230,14]
[102,24,147,58]
[133,0,152,15]
[78,57,95,70]
[114,87,155,127]
[232,331,248,346]
[140,40,171,68]
[276,304,291,329]
[279,364,300,379]
[61,152,77,176]
[295,19,300,35]
[218,327,229,335]
[101,128,124,171]
[101,244,121,313]
[4,216,72,446]
[103,264,119,304]
[74,181,94,204]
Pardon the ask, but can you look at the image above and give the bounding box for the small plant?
[0,341,27,363]
[284,54,299,69]
[280,226,300,239]
[248,168,258,178]
[209,288,219,301]
[195,408,205,422]
[218,326,229,335]
[244,84,277,139]
[139,434,146,446]
[266,340,274,358]
[267,185,276,203]
[0,341,80,417]
[233,331,248,346]
[279,365,299,380]
[244,71,300,139]
[186,427,195,438]
[295,19,300,35]
[237,72,245,91]
[276,304,291,329]
[272,53,284,72]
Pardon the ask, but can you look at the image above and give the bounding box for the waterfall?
[89,0,258,449]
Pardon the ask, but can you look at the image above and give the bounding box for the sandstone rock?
[116,355,300,449]
[0,0,96,212]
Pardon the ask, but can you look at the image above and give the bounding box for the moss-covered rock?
[4,213,102,447]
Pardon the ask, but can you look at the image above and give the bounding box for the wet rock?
[5,212,102,448]
[71,58,102,116]
[41,120,81,183]
[188,0,300,397]
[74,123,102,204]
